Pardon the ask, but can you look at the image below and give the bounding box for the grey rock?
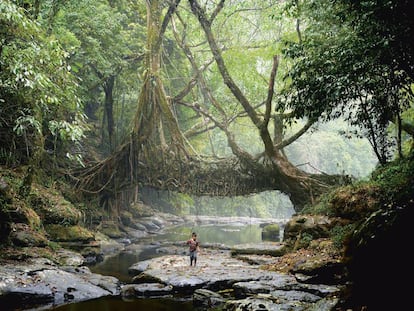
[193,288,225,308]
[121,283,173,298]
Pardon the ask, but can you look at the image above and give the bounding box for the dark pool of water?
[51,296,194,311]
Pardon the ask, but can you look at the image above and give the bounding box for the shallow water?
[157,223,265,246]
[90,223,273,283]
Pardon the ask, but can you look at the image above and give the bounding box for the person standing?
[186,232,200,266]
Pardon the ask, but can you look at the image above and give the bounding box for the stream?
[52,219,284,311]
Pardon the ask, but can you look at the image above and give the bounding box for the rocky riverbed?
[0,252,120,310]
[0,213,345,310]
[126,245,342,310]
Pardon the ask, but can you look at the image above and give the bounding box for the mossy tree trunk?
[19,107,44,198]
[94,0,186,218]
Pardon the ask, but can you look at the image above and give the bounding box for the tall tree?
[76,0,339,212]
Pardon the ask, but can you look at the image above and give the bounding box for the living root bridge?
[73,141,280,199]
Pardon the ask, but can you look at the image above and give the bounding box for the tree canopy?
[1,0,413,212]
[280,0,414,163]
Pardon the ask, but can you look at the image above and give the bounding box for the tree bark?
[104,75,115,150]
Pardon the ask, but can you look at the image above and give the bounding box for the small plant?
[300,232,314,248]
[301,190,337,216]
[47,241,61,251]
[330,223,356,250]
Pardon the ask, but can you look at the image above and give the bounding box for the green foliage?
[279,0,414,164]
[300,231,314,247]
[370,153,414,205]
[330,223,355,250]
[48,0,146,151]
[285,120,378,178]
[0,1,86,166]
[300,188,336,216]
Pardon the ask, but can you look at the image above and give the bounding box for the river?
[52,219,285,311]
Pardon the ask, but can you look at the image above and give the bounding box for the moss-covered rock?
[45,224,95,242]
[9,223,48,247]
[120,210,134,227]
[128,201,155,218]
[283,215,346,250]
[97,220,125,239]
[328,184,380,220]
[29,185,82,225]
[261,223,280,241]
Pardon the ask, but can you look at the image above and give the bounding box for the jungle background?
[1,0,413,310]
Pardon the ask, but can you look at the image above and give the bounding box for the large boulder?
[9,223,48,247]
[29,186,82,225]
[0,258,120,310]
[44,224,95,243]
[283,215,344,250]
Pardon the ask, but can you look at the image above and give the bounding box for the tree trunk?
[19,108,44,197]
[104,75,115,150]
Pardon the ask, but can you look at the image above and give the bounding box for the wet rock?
[121,283,173,298]
[9,223,48,247]
[95,232,124,256]
[303,297,340,311]
[81,249,104,265]
[233,274,298,298]
[193,288,225,308]
[55,249,85,266]
[269,289,322,303]
[224,295,306,311]
[0,258,120,310]
[137,218,161,231]
[129,249,306,296]
[231,242,286,257]
[168,275,205,292]
[129,259,152,275]
[86,272,120,295]
[233,254,277,265]
[0,283,54,310]
[122,227,147,241]
[233,276,341,300]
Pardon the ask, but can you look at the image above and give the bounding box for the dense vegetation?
[1,0,413,309]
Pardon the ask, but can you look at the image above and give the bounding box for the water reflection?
[157,223,264,246]
[90,223,270,283]
[52,296,194,311]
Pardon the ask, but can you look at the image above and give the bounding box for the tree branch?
[209,0,225,23]
[263,55,279,128]
[154,0,181,53]
[277,118,317,149]
[189,0,276,158]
